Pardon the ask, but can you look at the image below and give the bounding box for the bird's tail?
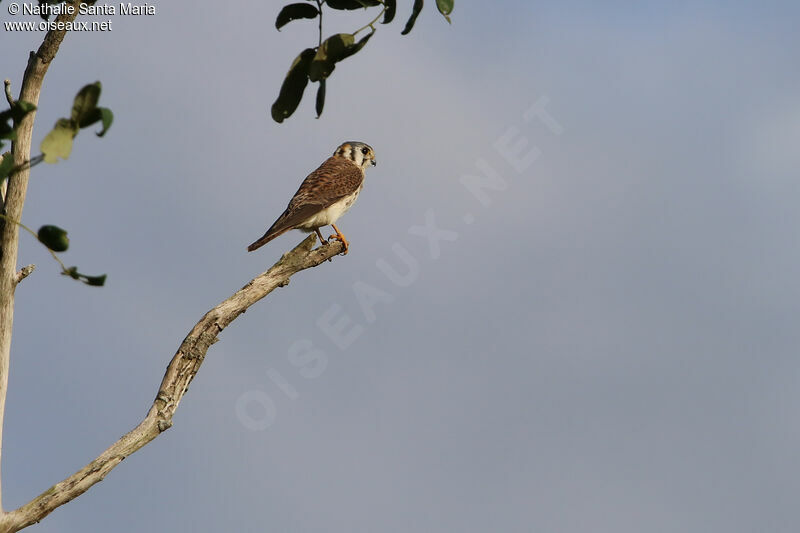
[246,226,292,252]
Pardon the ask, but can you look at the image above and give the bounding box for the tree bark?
[0,234,344,532]
[0,7,82,512]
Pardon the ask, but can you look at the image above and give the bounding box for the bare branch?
[0,235,345,533]
[2,81,12,107]
[13,265,35,285]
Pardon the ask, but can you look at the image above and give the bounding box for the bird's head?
[334,141,376,170]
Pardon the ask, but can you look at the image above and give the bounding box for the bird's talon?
[324,234,347,254]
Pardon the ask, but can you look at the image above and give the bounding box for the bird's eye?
[361,147,369,155]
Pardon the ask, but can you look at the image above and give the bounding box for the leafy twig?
[4,154,45,180]
[0,213,68,273]
[353,5,388,35]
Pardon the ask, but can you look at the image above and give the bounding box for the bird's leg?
[327,223,349,255]
[314,228,326,245]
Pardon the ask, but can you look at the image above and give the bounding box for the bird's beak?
[371,159,377,167]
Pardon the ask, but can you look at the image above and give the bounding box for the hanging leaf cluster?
[272,0,454,123]
[36,219,109,286]
[39,223,108,285]
[1,82,112,286]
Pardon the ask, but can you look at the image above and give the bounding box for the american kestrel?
[247,141,377,254]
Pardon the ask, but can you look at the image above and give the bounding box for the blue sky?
[3,1,800,531]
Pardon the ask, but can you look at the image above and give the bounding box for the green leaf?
[38,225,70,252]
[325,0,380,9]
[0,152,13,180]
[306,32,373,85]
[271,48,316,123]
[0,124,15,142]
[5,100,37,123]
[0,100,36,140]
[71,82,102,124]
[275,3,319,30]
[341,31,374,60]
[13,100,37,115]
[97,107,113,136]
[83,273,107,287]
[401,0,424,35]
[308,33,355,82]
[382,0,396,23]
[79,106,114,136]
[60,266,107,286]
[315,79,326,118]
[12,101,37,119]
[435,0,453,22]
[40,118,78,163]
[0,116,15,141]
[0,102,36,142]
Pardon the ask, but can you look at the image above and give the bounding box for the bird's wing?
[288,156,365,211]
[247,157,363,251]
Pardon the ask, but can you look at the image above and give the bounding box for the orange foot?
[327,223,349,255]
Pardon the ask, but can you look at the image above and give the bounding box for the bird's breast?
[297,187,362,229]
